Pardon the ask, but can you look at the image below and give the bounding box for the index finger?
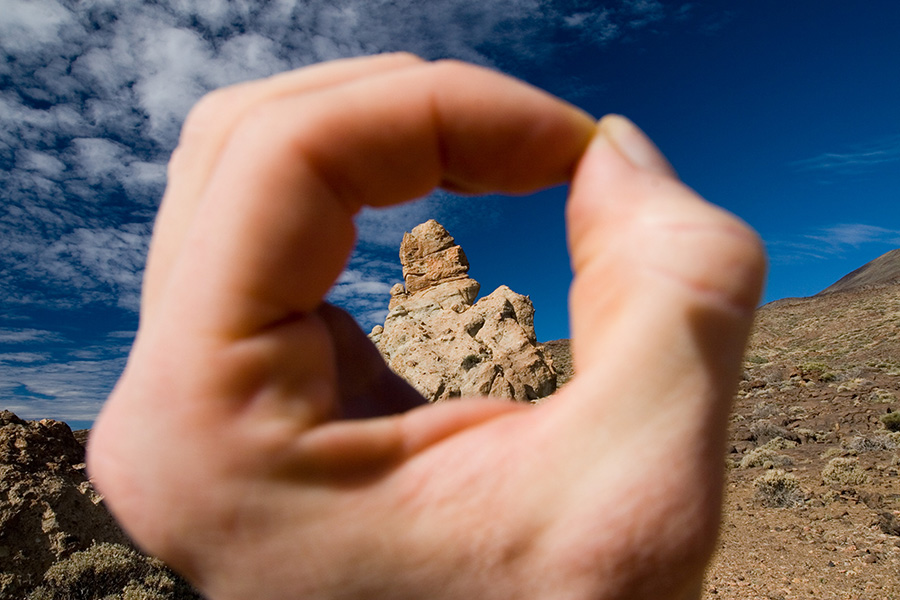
[157,59,596,338]
[143,53,426,325]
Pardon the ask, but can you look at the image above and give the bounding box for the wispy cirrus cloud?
[0,355,127,422]
[0,328,132,422]
[2,0,704,420]
[1,0,696,318]
[794,136,900,174]
[768,223,900,265]
[622,0,665,28]
[0,328,62,344]
[808,224,900,249]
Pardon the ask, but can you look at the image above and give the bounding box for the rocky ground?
[0,412,201,599]
[4,277,900,598]
[547,285,900,599]
[704,285,900,600]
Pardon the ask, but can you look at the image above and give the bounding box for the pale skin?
[87,53,766,600]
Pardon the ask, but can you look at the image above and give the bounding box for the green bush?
[799,361,836,382]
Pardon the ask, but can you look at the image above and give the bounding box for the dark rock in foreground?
[0,411,200,599]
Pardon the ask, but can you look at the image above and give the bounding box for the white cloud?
[0,0,77,53]
[768,223,900,266]
[0,329,61,344]
[16,150,68,177]
[107,330,137,340]
[42,224,151,309]
[71,138,130,178]
[1,223,151,310]
[794,136,900,174]
[565,10,619,45]
[355,200,440,250]
[807,224,900,249]
[0,352,53,364]
[623,0,665,27]
[328,267,394,331]
[331,272,393,298]
[0,355,125,422]
[132,23,217,145]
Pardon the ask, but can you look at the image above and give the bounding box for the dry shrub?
[752,402,779,419]
[739,448,793,469]
[761,436,799,451]
[844,434,899,453]
[753,470,806,508]
[27,542,200,600]
[750,420,794,445]
[822,457,869,487]
[869,389,896,404]
[882,412,900,432]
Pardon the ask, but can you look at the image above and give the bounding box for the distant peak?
[818,248,900,295]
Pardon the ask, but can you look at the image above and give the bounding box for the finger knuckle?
[179,87,237,146]
[650,213,766,313]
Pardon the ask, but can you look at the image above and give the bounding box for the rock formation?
[369,220,556,402]
[0,411,200,599]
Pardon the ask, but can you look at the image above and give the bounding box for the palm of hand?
[88,54,764,600]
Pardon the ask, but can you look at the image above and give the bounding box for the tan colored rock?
[399,220,472,293]
[370,220,556,402]
[0,412,127,597]
[0,411,201,598]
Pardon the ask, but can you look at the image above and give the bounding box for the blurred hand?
[88,53,765,600]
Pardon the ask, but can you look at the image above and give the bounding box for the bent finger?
[143,53,425,324]
[315,304,425,419]
[163,60,595,339]
[559,115,766,449]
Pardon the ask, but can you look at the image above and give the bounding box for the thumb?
[562,115,766,436]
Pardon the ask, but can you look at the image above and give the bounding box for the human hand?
[88,53,765,600]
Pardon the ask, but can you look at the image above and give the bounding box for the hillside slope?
[818,247,900,295]
[704,282,900,599]
[545,284,900,599]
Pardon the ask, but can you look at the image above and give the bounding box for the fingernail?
[595,114,675,177]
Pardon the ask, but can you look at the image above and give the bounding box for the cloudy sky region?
[2,0,899,427]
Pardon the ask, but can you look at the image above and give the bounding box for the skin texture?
[87,54,766,600]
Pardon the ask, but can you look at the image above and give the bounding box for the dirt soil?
[702,285,900,600]
[6,282,899,598]
[546,284,900,599]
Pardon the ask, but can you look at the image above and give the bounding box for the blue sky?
[2,0,899,427]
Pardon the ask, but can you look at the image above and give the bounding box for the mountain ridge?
[817,247,900,295]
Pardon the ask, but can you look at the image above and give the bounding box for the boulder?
[370,220,556,402]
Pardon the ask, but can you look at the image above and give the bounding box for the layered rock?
[370,220,556,402]
[0,411,200,598]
